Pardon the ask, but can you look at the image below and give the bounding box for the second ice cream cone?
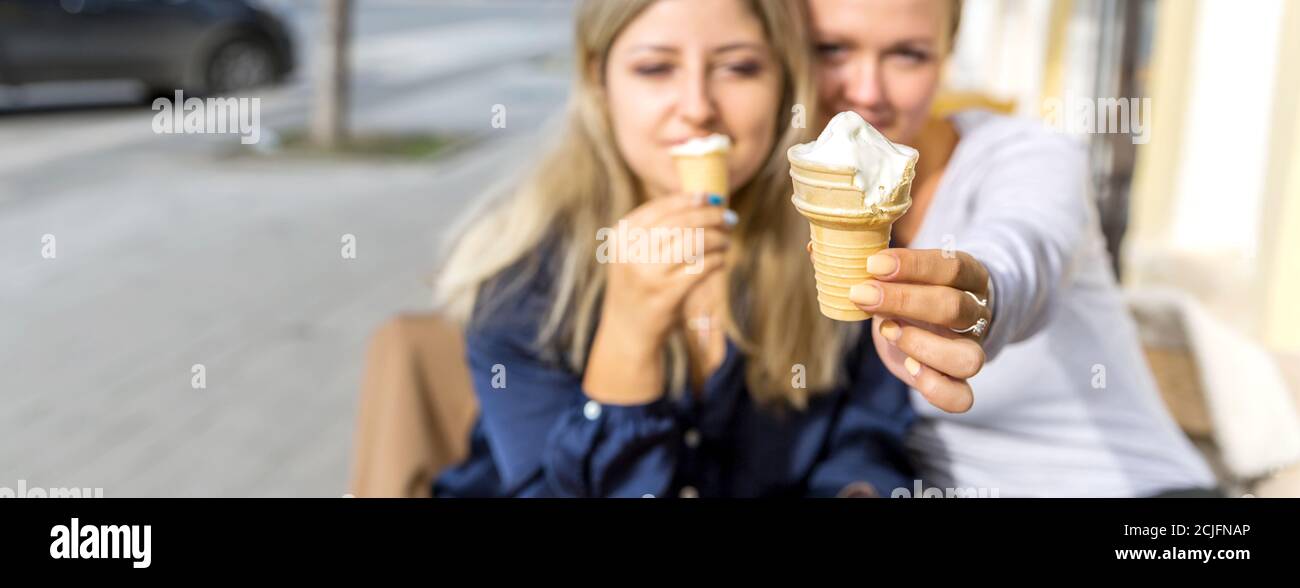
[671,134,731,204]
[674,153,729,202]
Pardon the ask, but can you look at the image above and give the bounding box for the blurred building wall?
[1128,0,1300,353]
[1259,0,1300,353]
[948,0,1300,354]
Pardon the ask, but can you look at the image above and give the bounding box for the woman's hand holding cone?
[807,244,992,413]
[857,248,990,413]
[584,194,735,405]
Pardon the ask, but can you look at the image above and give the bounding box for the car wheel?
[203,36,277,94]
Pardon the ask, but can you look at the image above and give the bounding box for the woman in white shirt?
[805,0,1218,496]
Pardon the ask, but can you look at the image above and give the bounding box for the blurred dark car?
[0,0,295,95]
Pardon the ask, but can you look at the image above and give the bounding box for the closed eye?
[889,48,932,63]
[635,63,674,76]
[722,60,763,77]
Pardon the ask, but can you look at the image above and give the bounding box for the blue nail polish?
[723,209,738,227]
[707,194,724,207]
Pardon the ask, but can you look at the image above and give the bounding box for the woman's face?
[808,0,948,145]
[604,0,783,201]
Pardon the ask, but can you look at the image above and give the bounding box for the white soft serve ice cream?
[670,133,731,156]
[789,111,918,207]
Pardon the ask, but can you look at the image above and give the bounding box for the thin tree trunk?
[312,0,352,149]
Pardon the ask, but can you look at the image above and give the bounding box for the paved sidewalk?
[1,134,544,497]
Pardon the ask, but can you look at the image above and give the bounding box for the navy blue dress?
[434,244,916,498]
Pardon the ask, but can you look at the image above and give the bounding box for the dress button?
[684,428,701,448]
[583,400,602,421]
[679,486,699,498]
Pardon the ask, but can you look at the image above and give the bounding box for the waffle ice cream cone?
[789,113,917,321]
[671,134,730,204]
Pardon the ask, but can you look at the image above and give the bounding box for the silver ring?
[950,291,989,336]
[951,317,987,337]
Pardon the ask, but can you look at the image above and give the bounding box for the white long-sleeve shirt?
[905,109,1216,497]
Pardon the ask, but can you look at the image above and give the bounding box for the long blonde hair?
[434,0,859,407]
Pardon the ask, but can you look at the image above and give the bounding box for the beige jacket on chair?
[349,314,479,498]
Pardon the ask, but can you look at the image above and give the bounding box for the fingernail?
[904,356,921,376]
[722,209,738,227]
[849,283,881,306]
[880,320,901,342]
[867,253,898,277]
[707,194,725,207]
